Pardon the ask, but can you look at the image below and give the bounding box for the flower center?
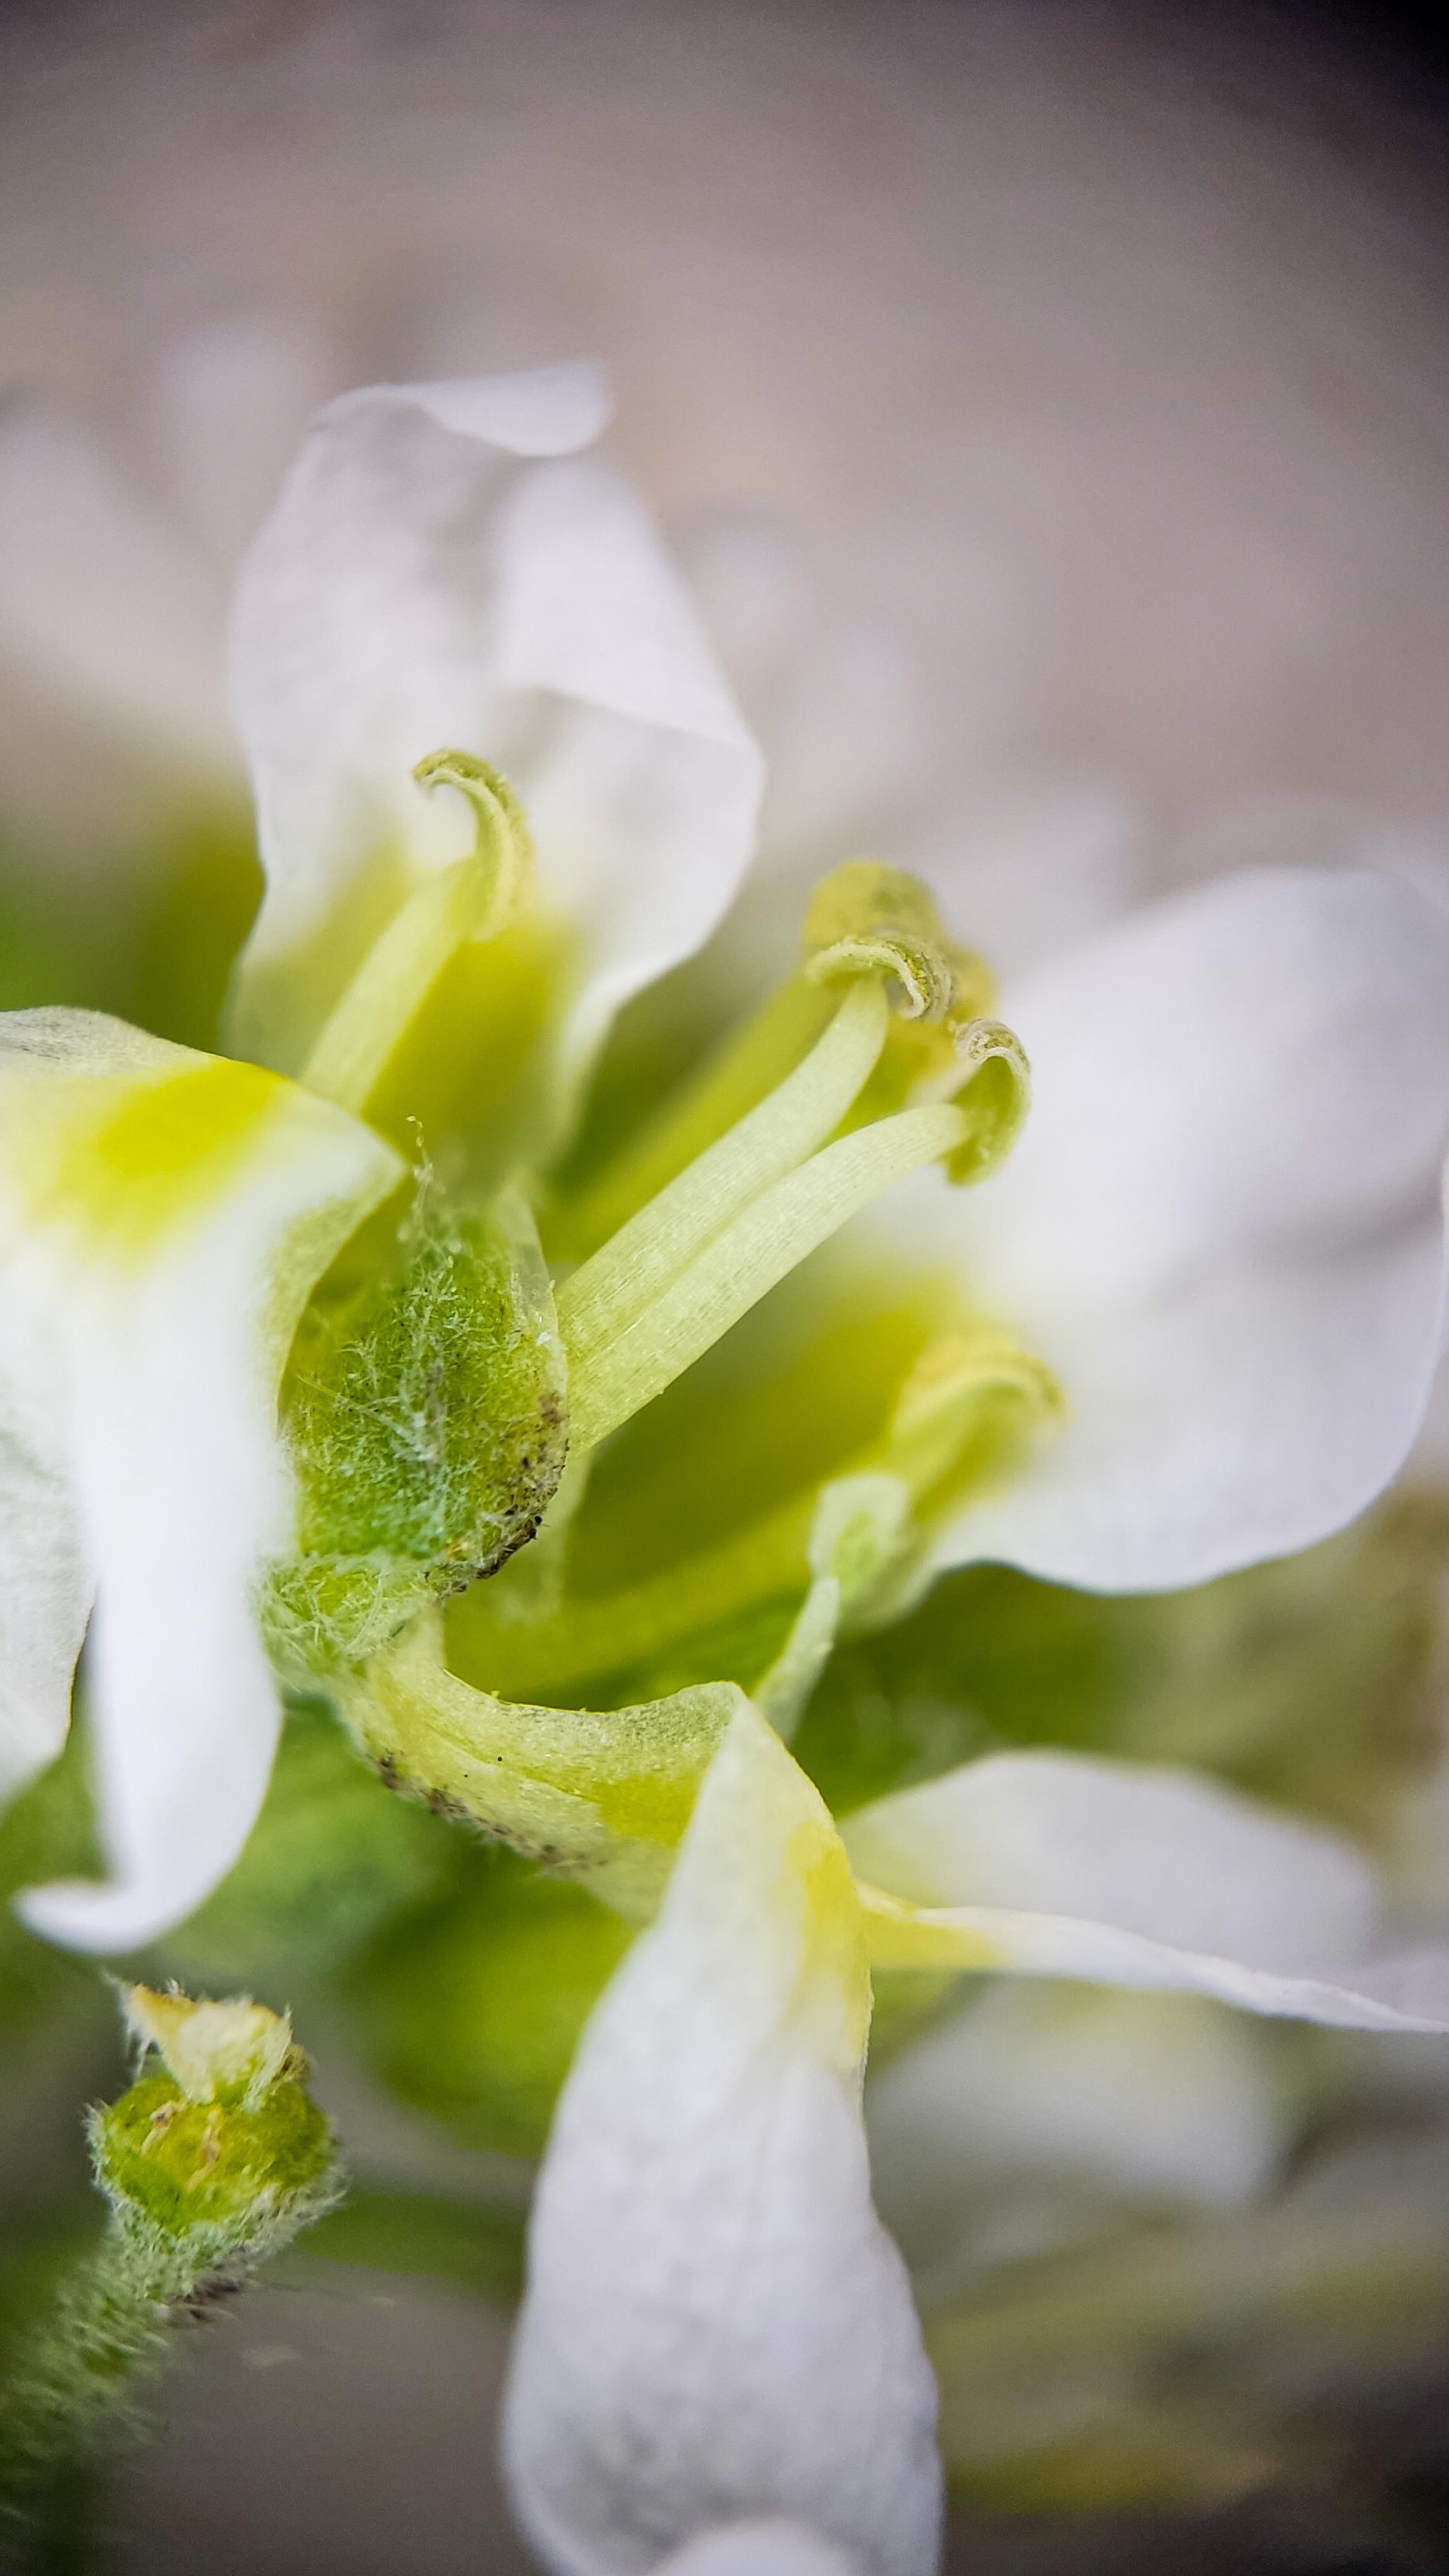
[270,760,1059,1711]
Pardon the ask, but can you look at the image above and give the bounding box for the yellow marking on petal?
[29,1059,286,1259]
[789,1814,872,2065]
[855,1879,1005,1974]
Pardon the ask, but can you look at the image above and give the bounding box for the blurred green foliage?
[0,1712,104,2058]
[151,1701,459,2001]
[0,800,261,1052]
[347,1853,633,2159]
[302,2188,525,2304]
[929,2131,1449,2522]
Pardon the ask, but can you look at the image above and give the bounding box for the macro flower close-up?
[5,9,1449,2576]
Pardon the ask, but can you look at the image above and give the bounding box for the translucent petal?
[227,366,762,1120]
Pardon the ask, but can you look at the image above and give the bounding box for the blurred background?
[2,3,1449,2571]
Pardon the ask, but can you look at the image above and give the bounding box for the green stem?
[0,1992,337,2525]
[0,2218,193,2503]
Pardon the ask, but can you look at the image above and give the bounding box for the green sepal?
[265,1181,568,1673]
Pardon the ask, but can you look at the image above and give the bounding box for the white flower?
[226,363,761,1126]
[1,364,761,1951]
[4,356,1449,2571]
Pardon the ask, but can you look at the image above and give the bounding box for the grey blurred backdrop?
[2,5,1449,2572]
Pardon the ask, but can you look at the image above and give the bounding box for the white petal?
[228,366,762,1109]
[503,1702,940,2576]
[841,1750,1380,1972]
[936,1215,1447,1591]
[0,398,231,764]
[844,1752,1449,2036]
[896,867,1449,1587]
[0,1009,401,1949]
[866,1903,1449,2034]
[653,2526,863,2576]
[0,1387,90,1808]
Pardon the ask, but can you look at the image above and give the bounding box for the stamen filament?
[564,1098,968,1450]
[556,974,890,1372]
[302,753,532,1114]
[555,973,837,1257]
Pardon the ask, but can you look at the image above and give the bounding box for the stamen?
[563,1098,969,1451]
[554,973,836,1258]
[302,752,533,1115]
[557,859,1033,1454]
[553,858,994,1256]
[557,976,889,1376]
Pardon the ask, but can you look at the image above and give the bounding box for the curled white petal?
[0,1008,402,1948]
[842,1750,1379,1971]
[871,1904,1449,2034]
[503,1702,941,2576]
